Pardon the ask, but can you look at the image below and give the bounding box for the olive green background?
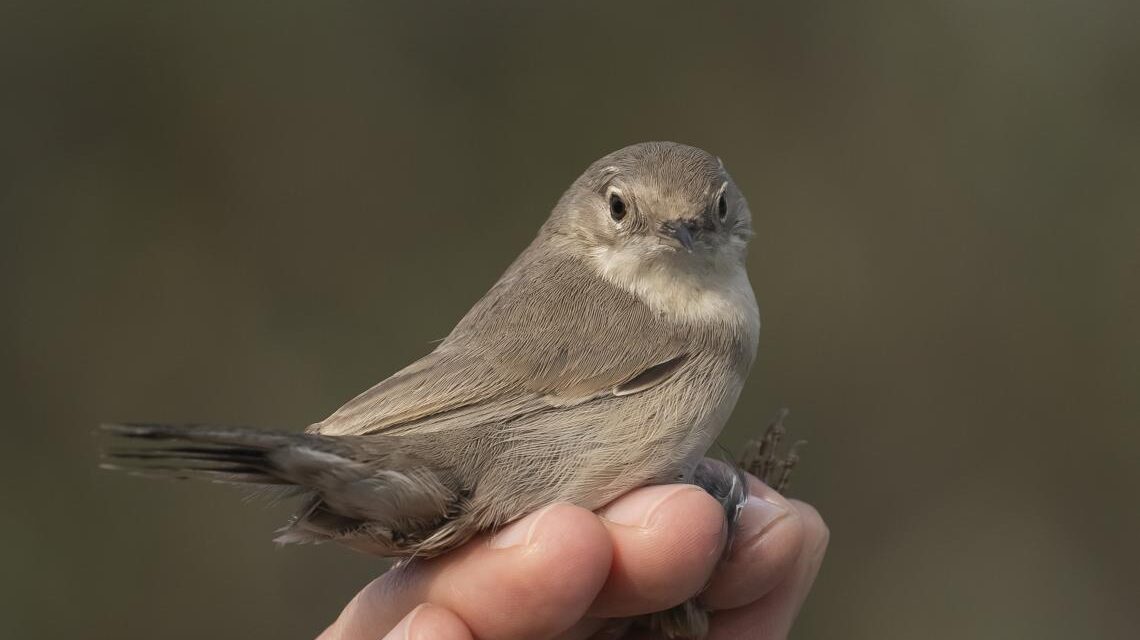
[2,2,1137,638]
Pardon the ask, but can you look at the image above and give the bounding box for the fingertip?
[328,504,614,640]
[437,503,613,638]
[590,485,727,617]
[707,499,829,640]
[789,499,830,559]
[382,603,473,640]
[702,499,802,606]
[701,486,806,610]
[322,574,406,640]
[743,473,795,508]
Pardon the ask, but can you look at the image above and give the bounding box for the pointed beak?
[673,223,695,252]
[662,220,697,252]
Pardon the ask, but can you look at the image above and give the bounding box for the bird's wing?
[311,250,692,436]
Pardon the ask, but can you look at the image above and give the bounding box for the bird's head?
[553,141,753,269]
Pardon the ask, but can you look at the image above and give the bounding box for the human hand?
[316,467,828,640]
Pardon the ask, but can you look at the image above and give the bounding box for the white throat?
[590,242,760,342]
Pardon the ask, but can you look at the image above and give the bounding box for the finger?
[325,503,613,640]
[707,499,829,640]
[588,484,727,618]
[701,476,805,610]
[380,603,473,640]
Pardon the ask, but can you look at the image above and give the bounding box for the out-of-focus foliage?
[2,1,1136,638]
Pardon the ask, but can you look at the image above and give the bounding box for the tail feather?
[102,422,349,453]
[100,461,290,485]
[100,422,465,556]
[107,447,264,463]
[100,422,366,485]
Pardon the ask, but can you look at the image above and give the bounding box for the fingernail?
[489,503,558,549]
[600,485,703,528]
[735,495,789,544]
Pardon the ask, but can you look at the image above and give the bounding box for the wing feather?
[311,247,690,436]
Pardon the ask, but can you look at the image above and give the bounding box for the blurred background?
[2,1,1137,638]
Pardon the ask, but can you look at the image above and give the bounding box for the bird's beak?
[661,220,697,252]
[673,223,695,252]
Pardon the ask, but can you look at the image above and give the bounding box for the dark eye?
[609,193,627,221]
[717,193,728,221]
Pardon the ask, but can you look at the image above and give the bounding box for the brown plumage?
[105,141,761,637]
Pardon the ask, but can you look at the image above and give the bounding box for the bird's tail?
[101,422,341,486]
[101,423,464,555]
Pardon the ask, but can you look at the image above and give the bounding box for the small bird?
[105,141,800,638]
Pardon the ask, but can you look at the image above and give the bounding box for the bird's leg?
[636,410,805,639]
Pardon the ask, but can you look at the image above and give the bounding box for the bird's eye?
[717,193,728,221]
[609,193,627,222]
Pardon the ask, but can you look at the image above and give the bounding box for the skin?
[316,468,828,640]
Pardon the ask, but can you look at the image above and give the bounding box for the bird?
[104,141,799,638]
